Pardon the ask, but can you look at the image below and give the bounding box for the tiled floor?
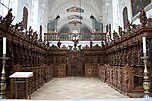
[31,77,128,100]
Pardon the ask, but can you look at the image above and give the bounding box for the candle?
[142,37,146,53]
[3,37,6,55]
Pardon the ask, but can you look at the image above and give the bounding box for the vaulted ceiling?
[39,0,105,32]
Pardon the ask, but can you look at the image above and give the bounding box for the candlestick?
[3,37,6,55]
[141,53,151,98]
[0,55,9,99]
[142,37,146,53]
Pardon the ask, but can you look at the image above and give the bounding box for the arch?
[48,0,100,21]
[23,7,28,30]
[123,7,128,29]
[58,21,92,33]
[58,17,92,30]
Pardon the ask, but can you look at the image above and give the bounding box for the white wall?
[38,0,50,40]
[115,0,152,30]
[17,0,31,28]
[0,0,18,25]
[112,0,120,32]
[102,0,113,33]
[16,0,39,32]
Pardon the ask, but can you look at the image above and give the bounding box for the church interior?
[0,0,152,100]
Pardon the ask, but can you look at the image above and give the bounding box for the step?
[131,86,144,93]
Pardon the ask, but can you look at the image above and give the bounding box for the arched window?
[123,7,128,29]
[23,7,28,30]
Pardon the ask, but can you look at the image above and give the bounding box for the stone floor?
[31,77,128,100]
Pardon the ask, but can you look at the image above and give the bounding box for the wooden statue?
[29,26,33,36]
[2,8,15,26]
[33,31,37,44]
[126,19,131,32]
[78,45,82,51]
[139,8,147,26]
[73,39,79,47]
[113,30,119,41]
[118,26,123,38]
[57,41,62,48]
[44,34,47,44]
[90,41,93,48]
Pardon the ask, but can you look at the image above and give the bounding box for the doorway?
[67,52,83,76]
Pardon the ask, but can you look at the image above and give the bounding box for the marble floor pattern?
[31,77,128,100]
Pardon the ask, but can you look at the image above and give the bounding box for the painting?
[68,15,83,20]
[131,0,151,17]
[69,21,82,26]
[67,6,84,13]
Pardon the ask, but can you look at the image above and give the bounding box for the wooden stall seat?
[97,64,133,95]
[9,65,54,99]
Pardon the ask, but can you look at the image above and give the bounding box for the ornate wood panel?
[67,52,83,76]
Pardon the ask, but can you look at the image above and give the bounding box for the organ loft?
[0,0,152,100]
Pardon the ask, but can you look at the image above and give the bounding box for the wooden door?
[67,52,83,76]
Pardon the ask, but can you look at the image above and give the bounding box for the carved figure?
[33,31,37,43]
[29,26,33,36]
[126,19,131,32]
[44,34,47,44]
[90,41,93,48]
[57,41,62,48]
[73,39,79,47]
[3,8,14,26]
[118,26,123,38]
[139,8,147,26]
[78,45,81,51]
[113,30,119,41]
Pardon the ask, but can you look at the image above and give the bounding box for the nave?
[1,0,152,100]
[31,77,128,100]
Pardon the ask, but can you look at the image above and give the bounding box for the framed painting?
[131,0,151,17]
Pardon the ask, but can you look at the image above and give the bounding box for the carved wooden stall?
[49,46,68,77]
[98,64,133,95]
[82,46,104,77]
[0,11,53,98]
[99,14,152,96]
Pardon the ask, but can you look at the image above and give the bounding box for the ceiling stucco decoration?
[39,0,104,32]
[68,15,83,20]
[69,20,82,26]
[67,6,84,13]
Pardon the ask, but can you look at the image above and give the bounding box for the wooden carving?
[2,8,14,26]
[138,8,147,26]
